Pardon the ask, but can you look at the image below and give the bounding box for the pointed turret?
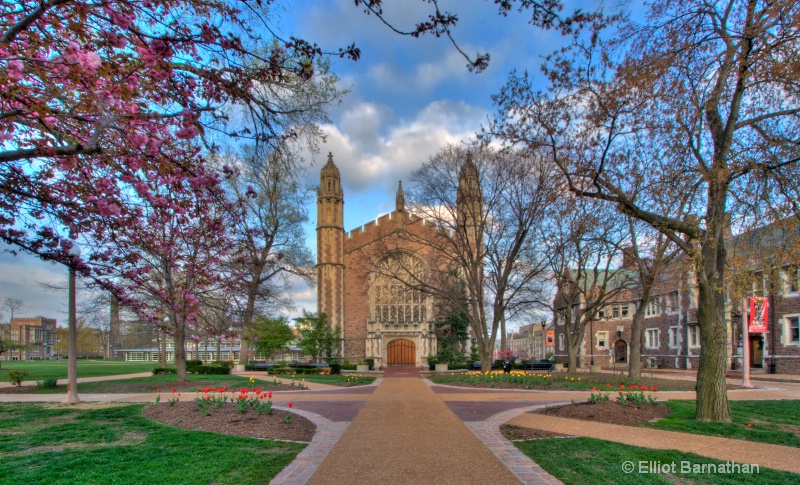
[457,152,483,254]
[317,153,344,333]
[396,181,405,212]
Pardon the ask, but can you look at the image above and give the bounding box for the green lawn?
[0,402,303,485]
[274,374,376,386]
[517,437,798,484]
[31,373,264,394]
[0,360,162,381]
[644,400,800,448]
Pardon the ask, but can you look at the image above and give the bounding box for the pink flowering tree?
[0,2,358,331]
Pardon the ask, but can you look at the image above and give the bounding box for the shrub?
[37,378,59,390]
[152,367,177,375]
[427,356,437,371]
[365,358,375,370]
[6,369,29,386]
[190,365,231,375]
[213,360,234,370]
[185,360,203,372]
[329,362,341,375]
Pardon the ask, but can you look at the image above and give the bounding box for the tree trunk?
[239,285,259,366]
[500,314,507,351]
[174,323,188,381]
[629,284,655,380]
[628,306,644,380]
[695,275,732,422]
[567,338,579,371]
[693,197,732,422]
[481,345,493,372]
[160,328,167,368]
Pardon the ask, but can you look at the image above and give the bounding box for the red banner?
[748,297,769,333]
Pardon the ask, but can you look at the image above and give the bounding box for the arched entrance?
[614,339,627,363]
[387,339,416,366]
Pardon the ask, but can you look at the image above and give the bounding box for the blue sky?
[1,0,604,327]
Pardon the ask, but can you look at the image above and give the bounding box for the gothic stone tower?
[317,153,345,334]
[457,152,484,258]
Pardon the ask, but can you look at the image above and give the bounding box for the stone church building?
[316,153,480,367]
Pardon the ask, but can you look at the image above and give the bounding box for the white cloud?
[308,98,487,194]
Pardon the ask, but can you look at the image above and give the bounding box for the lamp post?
[540,320,547,360]
[64,245,81,404]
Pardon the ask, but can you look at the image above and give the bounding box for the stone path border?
[270,405,349,485]
[465,403,568,485]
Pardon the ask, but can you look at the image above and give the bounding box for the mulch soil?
[499,400,672,440]
[532,400,673,426]
[142,401,316,442]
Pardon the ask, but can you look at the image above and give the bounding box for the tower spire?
[396,181,405,212]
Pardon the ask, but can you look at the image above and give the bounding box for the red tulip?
[157,389,161,393]
[288,402,293,408]
[606,383,610,387]
[171,388,176,393]
[268,391,272,399]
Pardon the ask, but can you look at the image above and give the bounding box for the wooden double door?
[386,339,416,366]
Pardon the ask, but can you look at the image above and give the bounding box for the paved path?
[292,375,556,485]
[0,371,153,388]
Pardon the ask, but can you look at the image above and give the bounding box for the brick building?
[552,220,800,374]
[316,153,480,367]
[3,317,57,360]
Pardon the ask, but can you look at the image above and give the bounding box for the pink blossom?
[7,60,24,80]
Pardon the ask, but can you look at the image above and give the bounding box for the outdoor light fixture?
[540,320,547,360]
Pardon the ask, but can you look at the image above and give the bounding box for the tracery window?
[371,253,427,324]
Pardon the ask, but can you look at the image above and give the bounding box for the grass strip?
[0,402,303,485]
[517,436,797,484]
[644,400,800,448]
[273,374,376,386]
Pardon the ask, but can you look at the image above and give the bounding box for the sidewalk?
[507,412,800,474]
[276,376,558,485]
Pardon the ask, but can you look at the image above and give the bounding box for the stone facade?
[3,317,57,360]
[316,153,480,367]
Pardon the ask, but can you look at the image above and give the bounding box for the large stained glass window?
[371,253,427,324]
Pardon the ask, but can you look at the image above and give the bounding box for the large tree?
[395,145,555,370]
[0,0,358,315]
[249,315,295,361]
[543,195,633,370]
[490,0,800,421]
[219,147,316,365]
